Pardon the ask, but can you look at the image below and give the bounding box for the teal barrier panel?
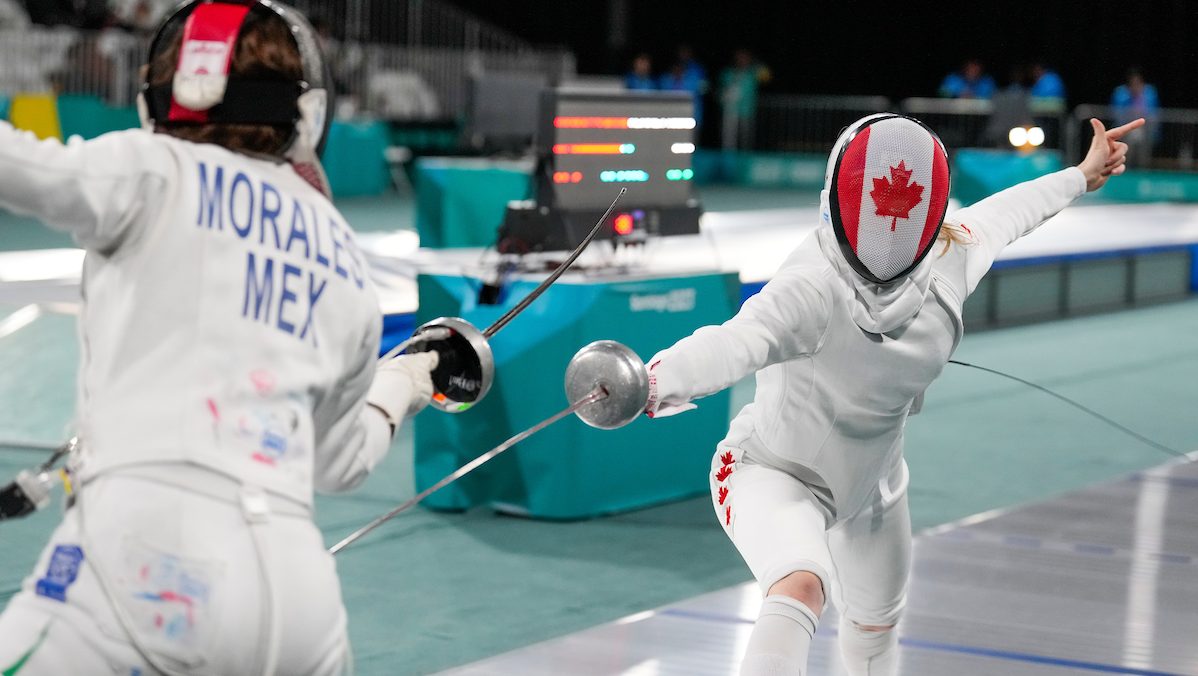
[413,271,739,519]
[951,149,1064,206]
[692,149,826,188]
[0,95,8,120]
[414,157,531,248]
[1096,170,1198,203]
[322,120,390,198]
[56,95,138,140]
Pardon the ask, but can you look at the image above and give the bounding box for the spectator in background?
[983,65,1033,147]
[1112,68,1159,168]
[676,45,708,89]
[939,59,996,99]
[625,53,656,91]
[721,48,770,150]
[659,46,708,128]
[1029,62,1066,101]
[107,0,174,32]
[0,0,30,28]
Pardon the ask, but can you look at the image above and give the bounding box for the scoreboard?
[498,89,703,253]
[539,90,699,212]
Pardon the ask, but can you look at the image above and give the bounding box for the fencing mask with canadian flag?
[820,114,950,285]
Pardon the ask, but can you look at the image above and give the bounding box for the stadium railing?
[899,96,1069,152]
[0,28,575,124]
[288,0,535,49]
[754,94,892,152]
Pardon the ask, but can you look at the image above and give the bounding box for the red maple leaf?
[719,451,734,466]
[870,161,925,231]
[718,486,729,505]
[715,465,734,482]
[725,505,732,526]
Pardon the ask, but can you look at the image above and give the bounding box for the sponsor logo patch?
[35,545,84,602]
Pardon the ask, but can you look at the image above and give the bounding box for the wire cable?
[948,359,1184,459]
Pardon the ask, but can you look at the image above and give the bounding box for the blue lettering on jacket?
[230,172,254,238]
[285,198,310,259]
[329,217,349,280]
[260,181,283,248]
[311,202,330,268]
[195,161,367,347]
[243,252,274,323]
[299,274,327,347]
[198,163,224,231]
[277,262,301,335]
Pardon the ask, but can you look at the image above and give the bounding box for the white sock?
[740,595,819,676]
[838,621,900,676]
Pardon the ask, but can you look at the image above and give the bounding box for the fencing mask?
[140,0,334,194]
[820,114,950,285]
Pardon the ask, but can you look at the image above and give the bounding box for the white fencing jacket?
[0,125,391,507]
[651,168,1088,520]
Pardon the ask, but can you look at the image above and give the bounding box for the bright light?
[1027,126,1045,147]
[552,144,632,155]
[1008,127,1028,147]
[627,117,696,130]
[665,168,695,181]
[600,170,650,182]
[553,171,585,184]
[671,142,696,154]
[613,213,635,236]
[553,116,629,129]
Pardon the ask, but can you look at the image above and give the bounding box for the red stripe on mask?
[168,2,253,123]
[918,138,950,258]
[836,125,871,251]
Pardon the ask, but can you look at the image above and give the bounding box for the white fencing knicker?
[0,464,351,676]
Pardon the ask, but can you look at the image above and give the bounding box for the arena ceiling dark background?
[450,0,1198,108]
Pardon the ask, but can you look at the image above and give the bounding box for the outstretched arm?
[645,261,833,417]
[313,347,438,493]
[0,124,170,252]
[951,118,1144,295]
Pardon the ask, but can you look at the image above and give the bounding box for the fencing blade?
[328,386,609,555]
[481,188,626,339]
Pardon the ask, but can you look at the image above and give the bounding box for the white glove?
[644,356,697,419]
[367,351,440,431]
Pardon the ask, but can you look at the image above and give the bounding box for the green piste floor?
[1,187,1196,674]
[1,299,1195,674]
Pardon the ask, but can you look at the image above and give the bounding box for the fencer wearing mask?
[642,113,1143,676]
[0,1,436,673]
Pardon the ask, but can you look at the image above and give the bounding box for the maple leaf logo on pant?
[870,161,925,231]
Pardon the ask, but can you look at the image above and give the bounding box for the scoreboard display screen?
[539,90,697,211]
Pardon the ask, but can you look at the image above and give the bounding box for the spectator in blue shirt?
[1029,62,1066,101]
[659,48,708,128]
[676,45,708,93]
[939,59,997,99]
[625,53,656,91]
[1112,68,1159,167]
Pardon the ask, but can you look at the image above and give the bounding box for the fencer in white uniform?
[0,1,435,674]
[645,114,1143,676]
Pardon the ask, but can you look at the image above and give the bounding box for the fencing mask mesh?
[821,114,950,285]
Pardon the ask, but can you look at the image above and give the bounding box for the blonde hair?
[935,221,973,256]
